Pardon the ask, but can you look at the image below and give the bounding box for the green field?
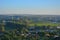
[29,22,60,27]
[11,21,60,27]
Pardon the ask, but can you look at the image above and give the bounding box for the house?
[57,26,60,29]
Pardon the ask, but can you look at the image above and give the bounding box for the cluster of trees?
[0,29,60,40]
[0,23,60,40]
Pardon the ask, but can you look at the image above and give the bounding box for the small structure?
[57,26,60,29]
[54,36,60,40]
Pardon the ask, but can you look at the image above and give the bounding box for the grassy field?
[11,21,60,27]
[29,22,60,27]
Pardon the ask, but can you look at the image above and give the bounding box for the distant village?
[0,15,60,40]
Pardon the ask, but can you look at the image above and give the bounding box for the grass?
[11,21,60,27]
[29,22,60,27]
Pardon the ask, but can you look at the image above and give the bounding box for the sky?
[0,0,60,15]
